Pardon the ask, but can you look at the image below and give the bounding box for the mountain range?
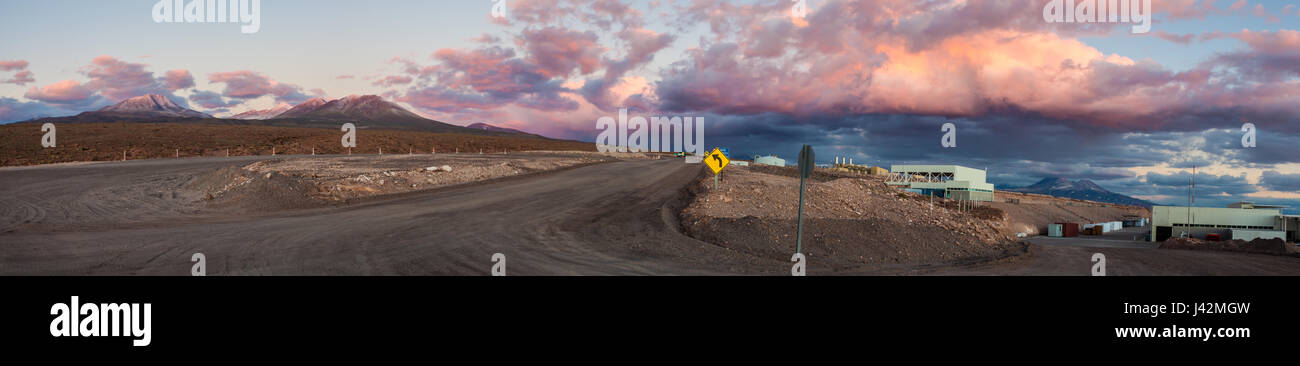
[1003,177,1155,208]
[44,94,213,122]
[229,102,292,120]
[25,94,550,139]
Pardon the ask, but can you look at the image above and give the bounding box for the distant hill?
[467,122,524,134]
[465,122,551,138]
[1004,177,1155,208]
[273,97,329,119]
[230,103,292,120]
[22,94,554,139]
[277,95,426,123]
[36,94,212,122]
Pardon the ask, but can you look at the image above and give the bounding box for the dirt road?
[0,156,776,275]
[2,156,1297,275]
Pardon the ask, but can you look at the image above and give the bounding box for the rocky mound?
[1160,237,1295,256]
[680,166,1026,271]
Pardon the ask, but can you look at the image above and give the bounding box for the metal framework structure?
[885,171,955,184]
[885,165,995,202]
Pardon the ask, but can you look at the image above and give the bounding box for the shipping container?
[1058,223,1080,237]
[1048,224,1064,237]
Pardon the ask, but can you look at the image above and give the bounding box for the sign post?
[796,144,814,254]
[705,147,730,190]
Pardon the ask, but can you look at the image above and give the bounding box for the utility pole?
[1190,164,1196,237]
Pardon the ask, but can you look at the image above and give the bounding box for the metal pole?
[714,173,719,190]
[796,176,806,254]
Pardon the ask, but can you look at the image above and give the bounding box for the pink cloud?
[4,70,35,85]
[388,0,1300,139]
[1154,0,1231,19]
[1230,29,1300,49]
[508,0,568,25]
[0,60,29,71]
[430,47,538,96]
[645,0,1300,129]
[470,33,501,43]
[372,75,413,87]
[162,69,195,91]
[207,70,310,103]
[24,80,96,105]
[388,57,438,79]
[394,40,585,116]
[1253,4,1281,22]
[336,74,356,79]
[188,89,241,109]
[1152,31,1196,44]
[520,27,603,78]
[81,55,173,101]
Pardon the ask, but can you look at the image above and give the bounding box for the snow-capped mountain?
[230,103,292,120]
[1005,177,1154,207]
[273,97,330,119]
[278,95,426,122]
[96,94,211,119]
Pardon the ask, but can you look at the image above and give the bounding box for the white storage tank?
[753,155,786,166]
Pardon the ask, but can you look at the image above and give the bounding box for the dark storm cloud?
[1145,171,1258,196]
[1260,171,1300,192]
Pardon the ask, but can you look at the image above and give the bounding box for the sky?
[1,0,1299,212]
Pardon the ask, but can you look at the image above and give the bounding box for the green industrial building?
[885,165,995,202]
[1150,202,1299,242]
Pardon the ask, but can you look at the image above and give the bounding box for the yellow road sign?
[705,147,730,174]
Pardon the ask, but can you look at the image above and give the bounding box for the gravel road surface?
[2,156,1297,275]
[0,156,776,275]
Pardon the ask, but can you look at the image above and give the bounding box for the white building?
[1150,202,1298,242]
[885,165,995,201]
